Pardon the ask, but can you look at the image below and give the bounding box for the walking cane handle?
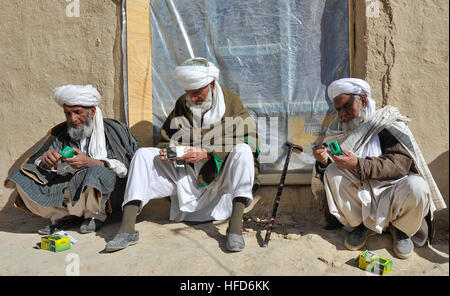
[285,141,303,152]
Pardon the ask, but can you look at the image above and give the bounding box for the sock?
[228,197,247,234]
[117,200,141,234]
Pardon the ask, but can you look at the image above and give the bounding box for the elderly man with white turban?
[105,57,259,253]
[8,84,139,234]
[311,78,446,259]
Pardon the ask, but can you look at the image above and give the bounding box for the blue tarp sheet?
[150,0,349,173]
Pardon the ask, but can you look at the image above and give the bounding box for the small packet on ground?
[356,250,393,275]
[37,231,77,252]
[40,235,71,252]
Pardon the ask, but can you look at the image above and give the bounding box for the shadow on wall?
[428,150,449,229]
[320,0,351,97]
[130,120,154,148]
[2,137,46,212]
[111,0,126,123]
[419,150,450,259]
[0,137,49,234]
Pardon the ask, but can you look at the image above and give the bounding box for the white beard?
[186,86,213,116]
[67,113,94,141]
[339,104,368,132]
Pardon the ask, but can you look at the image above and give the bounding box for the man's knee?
[404,175,429,205]
[86,165,111,174]
[134,147,159,159]
[232,143,253,159]
[131,147,161,166]
[228,144,254,171]
[324,163,341,181]
[82,166,117,191]
[85,165,116,180]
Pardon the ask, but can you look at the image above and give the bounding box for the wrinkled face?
[185,82,213,105]
[63,105,94,129]
[333,93,366,123]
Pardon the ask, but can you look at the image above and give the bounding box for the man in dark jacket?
[7,85,139,235]
[311,78,446,259]
[106,58,259,253]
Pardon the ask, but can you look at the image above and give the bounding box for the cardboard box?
[357,250,392,275]
[41,235,71,252]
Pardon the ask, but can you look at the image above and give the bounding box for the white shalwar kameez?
[315,78,446,243]
[122,143,254,222]
[323,163,431,237]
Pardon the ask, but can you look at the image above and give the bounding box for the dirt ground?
[0,186,448,276]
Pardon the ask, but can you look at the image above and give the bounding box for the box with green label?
[41,235,71,252]
[357,250,392,275]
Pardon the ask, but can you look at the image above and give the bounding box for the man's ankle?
[117,201,141,234]
[228,197,247,234]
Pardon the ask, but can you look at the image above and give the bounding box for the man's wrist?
[318,157,330,168]
[39,162,51,170]
[318,161,328,167]
[86,158,104,167]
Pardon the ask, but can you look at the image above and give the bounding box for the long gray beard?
[340,107,368,132]
[186,87,213,116]
[67,114,94,141]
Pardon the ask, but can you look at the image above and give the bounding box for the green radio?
[60,146,76,158]
[329,140,343,156]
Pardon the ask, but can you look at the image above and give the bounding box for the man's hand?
[65,148,103,169]
[329,148,360,171]
[178,147,209,163]
[312,144,329,166]
[40,150,62,170]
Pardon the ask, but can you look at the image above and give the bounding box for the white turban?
[173,58,226,127]
[173,57,220,90]
[53,84,101,107]
[52,84,107,160]
[327,78,377,117]
[327,78,382,158]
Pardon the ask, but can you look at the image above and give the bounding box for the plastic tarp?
[150,0,349,174]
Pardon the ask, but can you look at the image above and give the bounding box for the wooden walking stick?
[263,141,303,247]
